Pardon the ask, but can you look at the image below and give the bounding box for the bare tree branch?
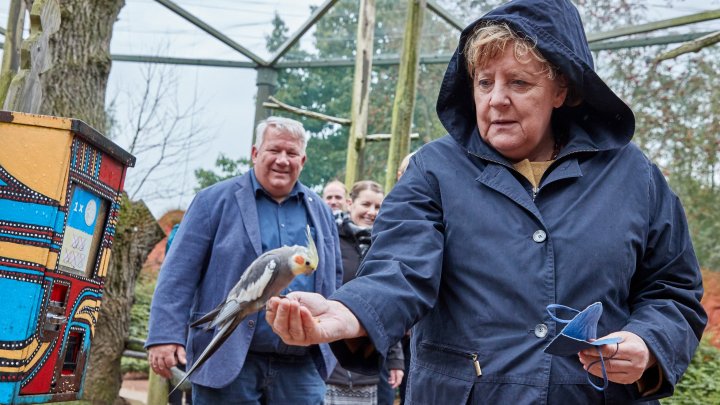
[112,57,211,202]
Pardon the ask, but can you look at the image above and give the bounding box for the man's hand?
[578,331,656,385]
[389,369,404,389]
[147,344,186,379]
[266,292,365,345]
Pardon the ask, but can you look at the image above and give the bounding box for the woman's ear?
[558,74,583,107]
[554,75,569,108]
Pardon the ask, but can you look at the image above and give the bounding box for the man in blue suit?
[146,116,343,404]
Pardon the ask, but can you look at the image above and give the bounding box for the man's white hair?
[255,116,307,152]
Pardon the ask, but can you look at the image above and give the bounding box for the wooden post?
[252,67,278,151]
[147,371,170,405]
[655,30,720,62]
[83,196,165,403]
[3,0,60,113]
[385,0,425,191]
[0,0,26,105]
[344,0,376,188]
[264,95,351,125]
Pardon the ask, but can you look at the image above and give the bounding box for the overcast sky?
[1,0,719,218]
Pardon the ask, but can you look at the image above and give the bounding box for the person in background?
[164,221,192,405]
[395,152,415,181]
[165,222,180,253]
[323,179,349,225]
[325,180,403,405]
[266,0,706,403]
[146,116,343,404]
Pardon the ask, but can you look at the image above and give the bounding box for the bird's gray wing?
[208,253,283,329]
[190,253,281,329]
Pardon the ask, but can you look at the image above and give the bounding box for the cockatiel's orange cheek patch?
[294,255,305,265]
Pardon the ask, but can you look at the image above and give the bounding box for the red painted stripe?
[0,225,54,236]
[98,156,124,191]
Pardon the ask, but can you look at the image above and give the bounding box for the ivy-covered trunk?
[28,2,165,404]
[82,195,163,404]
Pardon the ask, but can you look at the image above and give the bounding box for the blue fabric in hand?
[544,303,623,391]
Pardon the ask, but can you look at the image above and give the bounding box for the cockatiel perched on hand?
[170,225,319,393]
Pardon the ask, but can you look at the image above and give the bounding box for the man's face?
[252,126,306,202]
[323,182,347,212]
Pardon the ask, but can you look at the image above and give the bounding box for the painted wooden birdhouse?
[0,110,135,404]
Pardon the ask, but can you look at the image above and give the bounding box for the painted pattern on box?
[0,111,134,404]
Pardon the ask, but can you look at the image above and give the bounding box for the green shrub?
[662,336,720,404]
[120,272,156,375]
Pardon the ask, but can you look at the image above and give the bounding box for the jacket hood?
[437,0,635,159]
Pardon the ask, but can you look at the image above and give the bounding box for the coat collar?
[235,173,262,256]
[234,172,325,279]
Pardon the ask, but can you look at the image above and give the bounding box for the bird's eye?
[305,261,310,266]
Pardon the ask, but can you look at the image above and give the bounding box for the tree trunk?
[385,0,424,191]
[32,3,162,404]
[39,0,124,132]
[82,195,164,404]
[344,0,376,188]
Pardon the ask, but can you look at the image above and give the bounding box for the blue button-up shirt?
[248,169,315,355]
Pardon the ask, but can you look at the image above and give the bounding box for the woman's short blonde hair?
[464,23,557,80]
[464,22,583,106]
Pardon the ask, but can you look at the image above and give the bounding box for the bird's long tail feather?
[189,305,223,329]
[169,318,240,396]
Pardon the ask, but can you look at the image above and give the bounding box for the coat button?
[533,230,547,243]
[534,323,548,338]
[248,320,255,328]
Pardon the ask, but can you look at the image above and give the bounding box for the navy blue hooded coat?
[330,0,707,403]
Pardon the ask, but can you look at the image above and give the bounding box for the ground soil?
[120,377,148,404]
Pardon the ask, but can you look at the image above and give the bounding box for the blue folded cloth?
[544,302,623,391]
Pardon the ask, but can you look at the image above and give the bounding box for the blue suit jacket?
[146,172,343,388]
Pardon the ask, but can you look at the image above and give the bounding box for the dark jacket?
[338,218,372,284]
[146,172,343,388]
[329,0,706,403]
[326,218,404,387]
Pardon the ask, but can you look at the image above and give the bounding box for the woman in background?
[325,180,404,405]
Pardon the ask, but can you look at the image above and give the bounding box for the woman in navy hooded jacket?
[266,0,707,403]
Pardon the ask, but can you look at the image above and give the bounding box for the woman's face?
[472,45,567,162]
[349,189,383,227]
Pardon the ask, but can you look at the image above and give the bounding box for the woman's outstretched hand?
[266,292,366,346]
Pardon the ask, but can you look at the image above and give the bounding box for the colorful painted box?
[0,111,135,404]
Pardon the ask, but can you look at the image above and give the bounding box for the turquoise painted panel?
[13,393,57,404]
[0,178,7,186]
[0,200,57,228]
[0,279,43,340]
[0,265,43,277]
[53,208,66,234]
[50,209,66,251]
[0,382,18,405]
